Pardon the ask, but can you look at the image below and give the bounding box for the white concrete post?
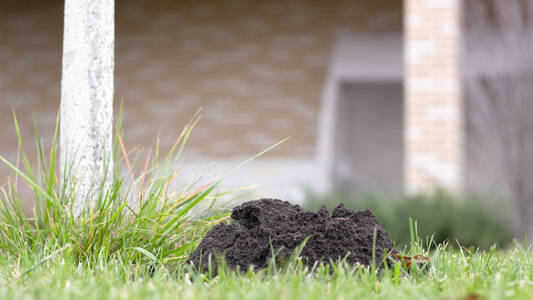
[60,0,114,215]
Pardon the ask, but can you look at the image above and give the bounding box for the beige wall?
[0,0,476,196]
[2,0,470,195]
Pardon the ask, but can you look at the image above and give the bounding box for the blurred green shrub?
[302,190,513,250]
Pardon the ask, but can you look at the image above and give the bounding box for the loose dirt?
[188,198,395,272]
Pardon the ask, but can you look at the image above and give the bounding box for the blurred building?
[1,0,514,201]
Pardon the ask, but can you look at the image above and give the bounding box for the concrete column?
[60,0,114,215]
[404,0,463,193]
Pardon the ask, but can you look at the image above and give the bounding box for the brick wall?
[0,0,401,169]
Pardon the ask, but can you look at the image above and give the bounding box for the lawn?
[1,244,532,299]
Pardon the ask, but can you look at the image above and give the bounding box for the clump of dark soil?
[188,199,394,272]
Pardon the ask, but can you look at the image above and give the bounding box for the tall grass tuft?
[0,109,283,270]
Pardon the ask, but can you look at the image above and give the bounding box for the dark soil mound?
[188,199,394,272]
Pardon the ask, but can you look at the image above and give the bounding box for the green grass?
[1,111,532,299]
[1,243,533,299]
